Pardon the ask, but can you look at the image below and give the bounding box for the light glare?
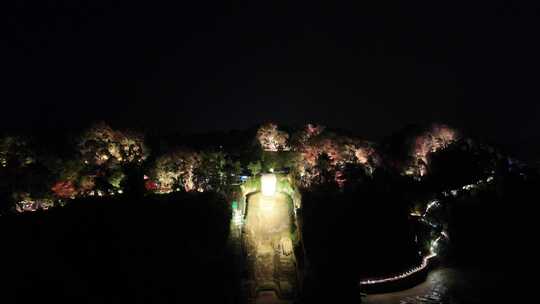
[261,174,277,196]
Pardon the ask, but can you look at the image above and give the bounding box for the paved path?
[364,267,506,304]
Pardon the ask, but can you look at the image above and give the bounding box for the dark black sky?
[3,1,539,144]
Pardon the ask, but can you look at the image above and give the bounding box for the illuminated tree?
[43,158,84,198]
[51,180,77,198]
[291,125,379,187]
[145,179,159,191]
[193,151,228,192]
[150,149,201,192]
[291,123,325,149]
[79,175,96,192]
[256,123,290,152]
[117,130,148,163]
[107,170,126,189]
[56,159,84,182]
[79,122,148,166]
[406,124,459,177]
[0,136,35,168]
[314,153,333,185]
[247,161,262,176]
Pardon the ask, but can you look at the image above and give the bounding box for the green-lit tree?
[247,161,262,176]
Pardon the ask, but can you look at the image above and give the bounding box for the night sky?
[3,1,539,145]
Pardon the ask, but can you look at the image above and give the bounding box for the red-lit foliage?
[292,124,379,187]
[51,181,77,198]
[406,124,458,177]
[145,180,159,191]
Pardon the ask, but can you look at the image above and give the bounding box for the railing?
[359,252,437,286]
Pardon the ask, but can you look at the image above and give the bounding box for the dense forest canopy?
[0,121,529,214]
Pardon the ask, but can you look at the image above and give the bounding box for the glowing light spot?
[233,209,243,226]
[462,184,475,190]
[261,173,277,196]
[425,200,440,214]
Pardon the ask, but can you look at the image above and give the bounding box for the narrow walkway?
[363,267,505,304]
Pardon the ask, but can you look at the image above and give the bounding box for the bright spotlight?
[261,174,277,196]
